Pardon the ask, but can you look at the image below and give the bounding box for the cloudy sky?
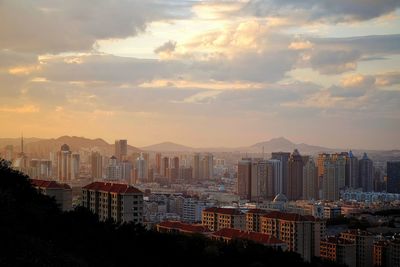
[0,0,399,149]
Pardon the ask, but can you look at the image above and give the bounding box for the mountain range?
[1,136,398,157]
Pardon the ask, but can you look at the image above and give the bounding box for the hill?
[1,136,141,158]
[141,141,194,152]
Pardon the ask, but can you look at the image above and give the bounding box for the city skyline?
[1,1,399,150]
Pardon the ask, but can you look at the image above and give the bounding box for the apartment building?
[340,229,374,267]
[82,181,143,224]
[320,236,356,267]
[260,211,325,262]
[246,209,269,232]
[202,207,245,231]
[30,179,72,211]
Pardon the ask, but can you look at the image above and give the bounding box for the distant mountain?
[247,137,336,154]
[1,136,140,158]
[141,142,194,152]
[0,137,43,148]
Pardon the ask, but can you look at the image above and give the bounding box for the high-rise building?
[346,151,359,189]
[271,152,290,196]
[359,153,374,192]
[155,153,162,174]
[114,139,127,161]
[57,144,72,182]
[120,160,133,182]
[203,153,214,180]
[268,159,282,195]
[82,181,143,224]
[252,160,274,201]
[106,156,121,180]
[237,158,252,199]
[288,149,303,201]
[320,154,346,201]
[91,151,103,180]
[387,161,400,193]
[136,153,147,182]
[303,158,318,200]
[161,156,169,177]
[193,153,200,180]
[71,153,80,180]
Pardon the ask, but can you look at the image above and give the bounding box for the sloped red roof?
[203,207,244,216]
[30,179,71,189]
[262,211,318,222]
[82,181,142,194]
[158,221,210,233]
[212,228,285,245]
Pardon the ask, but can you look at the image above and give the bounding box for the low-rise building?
[82,181,143,224]
[157,221,211,235]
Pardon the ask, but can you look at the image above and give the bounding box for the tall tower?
[203,153,214,180]
[155,153,162,174]
[268,159,282,195]
[57,144,72,182]
[136,153,148,182]
[193,153,200,180]
[71,153,80,180]
[288,149,303,201]
[346,150,359,189]
[359,153,374,192]
[303,158,318,200]
[387,161,400,193]
[91,151,103,180]
[237,158,252,199]
[114,140,127,161]
[271,152,290,196]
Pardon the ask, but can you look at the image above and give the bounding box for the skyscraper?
[193,153,200,180]
[269,159,282,195]
[106,156,121,180]
[303,158,318,200]
[155,153,162,174]
[271,152,290,196]
[71,153,80,180]
[91,151,103,180]
[345,151,359,189]
[120,160,133,182]
[57,144,72,182]
[237,158,252,199]
[387,161,400,193]
[288,149,303,201]
[203,153,214,180]
[161,156,169,177]
[322,159,340,201]
[332,153,346,189]
[114,139,127,161]
[359,153,374,192]
[136,153,148,182]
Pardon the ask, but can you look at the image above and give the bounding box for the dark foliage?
[0,160,341,267]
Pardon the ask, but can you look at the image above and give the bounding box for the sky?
[0,0,399,149]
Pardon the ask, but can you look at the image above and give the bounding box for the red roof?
[158,221,210,233]
[212,228,285,245]
[262,211,318,222]
[246,209,269,215]
[82,181,142,194]
[30,179,71,189]
[203,207,244,216]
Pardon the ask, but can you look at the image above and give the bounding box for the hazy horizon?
[1,1,399,150]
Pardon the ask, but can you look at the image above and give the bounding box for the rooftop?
[158,221,210,233]
[262,211,319,222]
[203,207,244,216]
[212,228,285,245]
[30,179,71,190]
[82,181,142,194]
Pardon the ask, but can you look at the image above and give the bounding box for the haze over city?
[1,1,400,267]
[1,0,400,149]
